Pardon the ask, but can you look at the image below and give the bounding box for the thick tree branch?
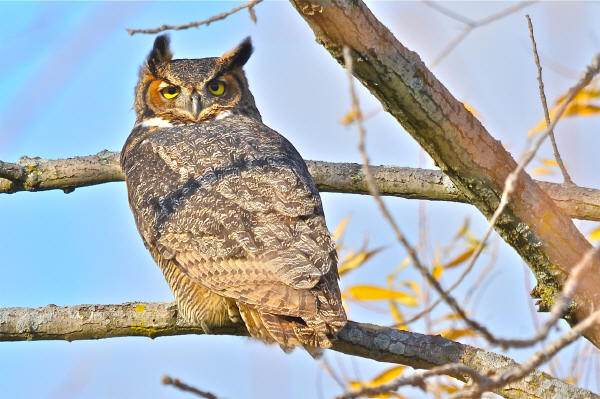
[0,302,596,399]
[289,0,600,348]
[1,152,599,222]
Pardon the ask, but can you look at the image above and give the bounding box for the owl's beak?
[189,92,202,120]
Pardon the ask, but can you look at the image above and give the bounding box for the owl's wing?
[125,122,337,318]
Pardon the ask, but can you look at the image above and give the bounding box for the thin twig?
[343,45,487,343]
[126,0,263,35]
[423,1,475,26]
[161,375,220,399]
[336,364,492,399]
[316,356,346,390]
[526,14,574,185]
[428,1,535,67]
[452,309,600,399]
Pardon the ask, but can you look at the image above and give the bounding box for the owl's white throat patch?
[136,117,174,128]
[215,110,233,120]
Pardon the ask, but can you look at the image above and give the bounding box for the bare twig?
[336,364,492,399]
[343,44,490,346]
[126,0,263,35]
[526,14,574,185]
[162,375,220,399]
[428,1,535,67]
[316,356,346,390]
[453,309,600,399]
[422,1,475,26]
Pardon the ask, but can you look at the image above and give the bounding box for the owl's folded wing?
[124,122,339,317]
[151,159,336,308]
[171,250,319,318]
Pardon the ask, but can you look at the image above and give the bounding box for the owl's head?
[134,35,260,124]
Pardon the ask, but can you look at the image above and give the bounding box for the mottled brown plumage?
[121,35,346,351]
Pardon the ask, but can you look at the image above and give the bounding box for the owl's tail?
[236,292,346,353]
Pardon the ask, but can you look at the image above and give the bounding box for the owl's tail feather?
[237,304,273,344]
[236,303,339,352]
[259,312,302,352]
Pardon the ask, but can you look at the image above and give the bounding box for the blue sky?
[1,2,599,398]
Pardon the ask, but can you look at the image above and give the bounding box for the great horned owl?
[121,35,346,351]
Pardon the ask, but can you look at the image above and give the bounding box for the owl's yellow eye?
[208,81,225,96]
[161,86,180,99]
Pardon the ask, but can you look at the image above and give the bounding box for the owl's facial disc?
[144,69,241,124]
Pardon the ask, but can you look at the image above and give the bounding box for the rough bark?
[2,151,599,222]
[289,0,600,348]
[0,302,596,399]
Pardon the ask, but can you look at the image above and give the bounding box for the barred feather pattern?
[122,115,347,350]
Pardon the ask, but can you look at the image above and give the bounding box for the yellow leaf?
[403,280,423,300]
[531,167,551,175]
[371,366,406,385]
[432,265,444,280]
[339,246,384,276]
[541,159,558,167]
[348,366,406,398]
[332,216,350,242]
[386,256,411,284]
[462,102,481,118]
[436,383,460,393]
[453,217,470,240]
[435,313,462,323]
[339,109,362,125]
[444,247,476,268]
[529,99,600,136]
[588,226,600,242]
[563,377,578,385]
[389,300,404,324]
[347,285,418,306]
[433,250,442,269]
[566,103,600,116]
[556,85,600,104]
[439,328,478,340]
[464,231,481,247]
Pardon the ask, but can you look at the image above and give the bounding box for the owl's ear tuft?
[147,34,173,75]
[218,37,253,70]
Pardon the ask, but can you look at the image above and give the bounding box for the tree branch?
[0,302,596,399]
[126,0,263,35]
[288,0,600,348]
[1,151,599,222]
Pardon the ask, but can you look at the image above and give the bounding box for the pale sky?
[1,2,599,398]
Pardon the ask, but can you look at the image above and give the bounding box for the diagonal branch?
[1,152,599,221]
[289,0,600,349]
[0,302,596,399]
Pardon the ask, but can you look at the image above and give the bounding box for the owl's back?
[122,116,346,350]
